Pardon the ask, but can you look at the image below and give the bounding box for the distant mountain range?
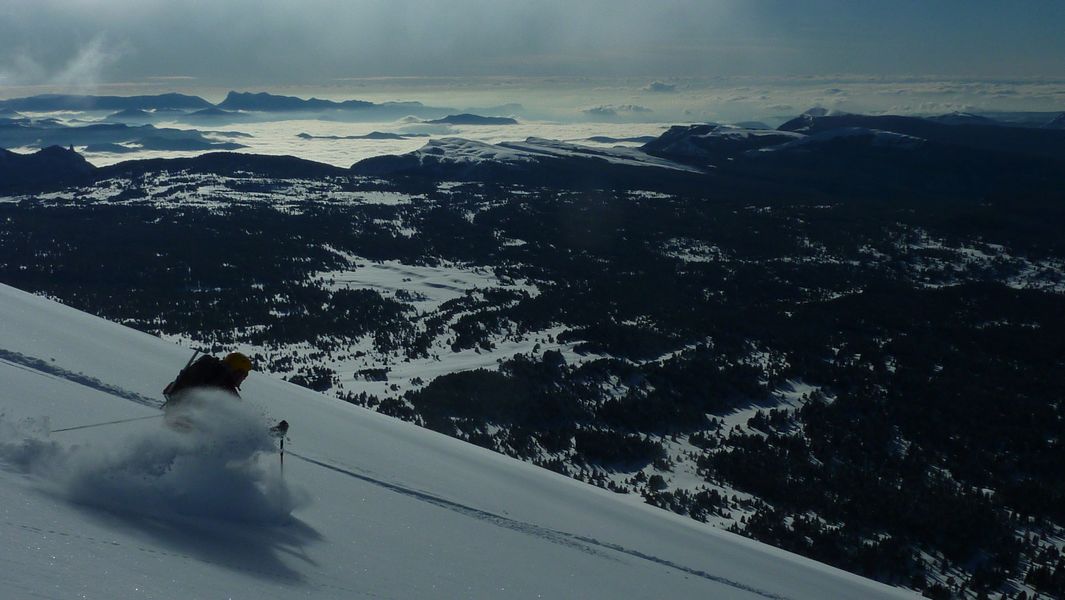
[0,120,246,154]
[349,110,1065,196]
[297,131,426,140]
[0,93,212,112]
[0,91,456,123]
[174,107,250,125]
[350,137,702,187]
[925,112,1003,126]
[214,91,453,121]
[104,108,155,122]
[585,135,659,144]
[425,114,518,126]
[640,116,1065,198]
[217,91,374,112]
[641,124,802,164]
[6,106,1065,197]
[777,112,1065,161]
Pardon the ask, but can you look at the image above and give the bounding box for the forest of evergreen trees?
[2,169,1063,598]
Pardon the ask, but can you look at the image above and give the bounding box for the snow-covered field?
[0,282,916,599]
[314,247,530,310]
[899,229,1065,292]
[241,247,581,398]
[0,173,422,212]
[407,137,702,173]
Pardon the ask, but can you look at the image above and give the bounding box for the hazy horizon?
[3,75,1064,125]
[4,1,1065,122]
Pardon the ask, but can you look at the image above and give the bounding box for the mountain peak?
[926,112,1000,126]
[217,91,373,112]
[0,146,95,190]
[425,113,518,125]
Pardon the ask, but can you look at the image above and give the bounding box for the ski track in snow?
[0,347,791,599]
[290,452,792,600]
[1,342,791,600]
[0,282,917,599]
[0,348,162,409]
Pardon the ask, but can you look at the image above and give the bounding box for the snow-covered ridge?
[417,137,541,165]
[356,136,704,177]
[640,123,804,164]
[756,127,926,153]
[420,136,703,172]
[495,137,702,171]
[0,282,914,599]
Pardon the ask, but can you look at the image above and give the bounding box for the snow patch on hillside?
[314,247,530,311]
[0,173,422,212]
[661,238,729,263]
[404,137,702,173]
[899,229,1065,291]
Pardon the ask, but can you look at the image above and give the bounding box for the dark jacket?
[163,355,242,400]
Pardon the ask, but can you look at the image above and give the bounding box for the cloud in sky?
[581,104,653,118]
[50,36,126,89]
[2,0,1065,87]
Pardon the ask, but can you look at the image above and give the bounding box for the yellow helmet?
[223,352,253,375]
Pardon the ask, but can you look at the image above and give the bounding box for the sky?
[2,0,1065,85]
[1,0,1064,120]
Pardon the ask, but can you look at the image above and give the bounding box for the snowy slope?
[350,136,703,182]
[754,127,925,153]
[0,283,916,599]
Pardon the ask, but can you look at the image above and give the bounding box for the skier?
[163,351,287,436]
[163,351,252,402]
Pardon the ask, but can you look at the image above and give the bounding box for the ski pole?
[51,414,164,433]
[270,420,289,475]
